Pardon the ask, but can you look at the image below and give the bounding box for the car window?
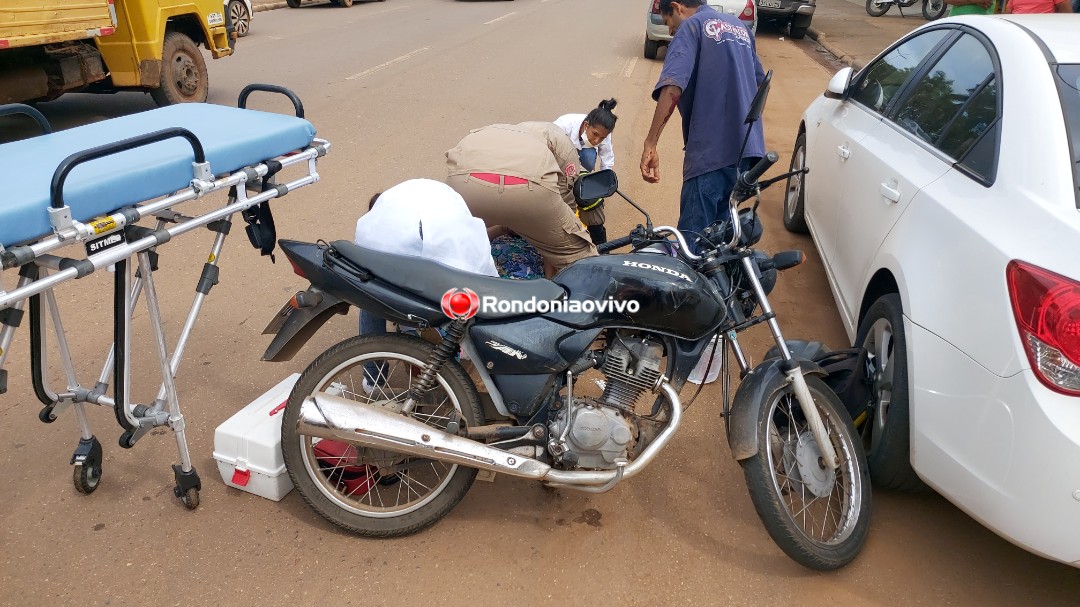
[892,34,995,151]
[850,29,950,114]
[938,77,998,177]
[1057,65,1080,207]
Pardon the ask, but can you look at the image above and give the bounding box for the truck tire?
[151,31,208,107]
[287,0,302,7]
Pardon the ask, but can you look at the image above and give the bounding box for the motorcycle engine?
[549,335,665,469]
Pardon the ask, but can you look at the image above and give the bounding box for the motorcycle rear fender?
[727,357,826,461]
[261,291,350,362]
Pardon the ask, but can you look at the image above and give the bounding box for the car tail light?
[1007,260,1080,395]
[651,0,662,14]
[742,0,755,19]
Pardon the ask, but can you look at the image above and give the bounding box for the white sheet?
[354,178,499,278]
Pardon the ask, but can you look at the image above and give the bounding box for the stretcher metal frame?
[0,85,330,509]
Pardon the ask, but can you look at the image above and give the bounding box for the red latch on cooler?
[269,400,286,416]
[231,468,251,486]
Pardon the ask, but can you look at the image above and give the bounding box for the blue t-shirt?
[653,6,766,181]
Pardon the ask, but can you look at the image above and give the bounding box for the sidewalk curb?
[254,2,288,12]
[806,26,866,71]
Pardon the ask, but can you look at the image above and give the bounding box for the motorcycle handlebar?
[597,234,634,254]
[738,151,780,190]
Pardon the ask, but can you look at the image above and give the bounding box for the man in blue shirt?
[640,0,766,254]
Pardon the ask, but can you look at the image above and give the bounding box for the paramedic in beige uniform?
[445,122,598,278]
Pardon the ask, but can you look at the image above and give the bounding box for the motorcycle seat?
[330,241,567,320]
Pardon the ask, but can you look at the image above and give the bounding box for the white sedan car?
[784,15,1080,567]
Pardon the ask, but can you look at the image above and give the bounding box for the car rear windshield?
[1058,65,1080,207]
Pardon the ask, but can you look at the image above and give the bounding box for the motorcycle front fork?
[726,255,839,469]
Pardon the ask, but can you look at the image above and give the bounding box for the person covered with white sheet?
[354,178,497,390]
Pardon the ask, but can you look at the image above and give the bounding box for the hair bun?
[598,98,618,111]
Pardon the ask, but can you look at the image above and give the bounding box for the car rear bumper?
[757,0,815,18]
[908,322,1080,567]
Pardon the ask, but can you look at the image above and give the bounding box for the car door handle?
[837,144,850,160]
[880,180,901,203]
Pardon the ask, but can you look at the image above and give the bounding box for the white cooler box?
[213,373,300,501]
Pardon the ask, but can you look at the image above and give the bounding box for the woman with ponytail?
[554,99,619,245]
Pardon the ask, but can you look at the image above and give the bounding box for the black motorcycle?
[261,74,871,571]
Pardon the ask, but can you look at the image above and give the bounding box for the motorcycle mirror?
[575,169,619,201]
[824,67,853,100]
[743,69,773,125]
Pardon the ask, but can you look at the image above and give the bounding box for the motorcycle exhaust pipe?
[295,382,683,488]
[296,392,553,480]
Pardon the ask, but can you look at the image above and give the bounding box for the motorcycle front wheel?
[865,0,892,16]
[922,0,947,20]
[740,375,872,571]
[281,334,484,537]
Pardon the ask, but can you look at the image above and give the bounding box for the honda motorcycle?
[261,73,872,571]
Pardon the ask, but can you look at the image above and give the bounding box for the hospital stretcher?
[0,85,330,509]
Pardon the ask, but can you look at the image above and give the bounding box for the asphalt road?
[1,1,1079,605]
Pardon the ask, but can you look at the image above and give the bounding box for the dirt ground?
[2,1,1079,605]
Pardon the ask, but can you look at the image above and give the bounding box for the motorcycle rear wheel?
[865,0,892,16]
[282,334,484,537]
[741,375,872,570]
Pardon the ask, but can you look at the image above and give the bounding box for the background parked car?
[644,0,758,60]
[227,0,253,37]
[784,14,1080,568]
[757,0,814,39]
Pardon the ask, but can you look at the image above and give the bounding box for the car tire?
[783,132,810,234]
[789,15,811,39]
[644,38,661,60]
[854,294,927,493]
[286,0,301,7]
[227,0,250,37]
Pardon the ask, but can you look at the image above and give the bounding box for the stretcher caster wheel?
[119,431,137,449]
[172,464,202,510]
[71,436,103,494]
[39,406,57,423]
[178,487,200,510]
[73,461,102,494]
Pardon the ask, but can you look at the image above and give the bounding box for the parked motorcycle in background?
[866,0,948,20]
[261,72,873,571]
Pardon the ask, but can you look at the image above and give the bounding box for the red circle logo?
[441,288,480,320]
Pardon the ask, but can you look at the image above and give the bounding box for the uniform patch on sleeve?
[564,163,578,178]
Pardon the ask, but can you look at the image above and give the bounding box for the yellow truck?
[0,0,235,106]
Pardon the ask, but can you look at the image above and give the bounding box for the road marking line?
[622,57,638,78]
[346,47,430,81]
[365,5,412,18]
[484,12,517,25]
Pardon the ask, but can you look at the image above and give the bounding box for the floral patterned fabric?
[490,234,544,280]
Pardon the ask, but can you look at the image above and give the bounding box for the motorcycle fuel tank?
[547,253,727,341]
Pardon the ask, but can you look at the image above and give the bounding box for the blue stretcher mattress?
[0,103,317,248]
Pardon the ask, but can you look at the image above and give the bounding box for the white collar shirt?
[553,113,616,171]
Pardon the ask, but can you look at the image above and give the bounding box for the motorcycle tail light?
[651,0,661,14]
[742,0,755,19]
[1007,260,1080,395]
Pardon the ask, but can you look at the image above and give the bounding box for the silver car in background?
[645,0,758,60]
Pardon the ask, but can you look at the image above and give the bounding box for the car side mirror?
[824,67,853,100]
[574,169,618,201]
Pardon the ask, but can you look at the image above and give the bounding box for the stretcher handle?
[0,103,53,134]
[237,84,305,119]
[50,127,206,210]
